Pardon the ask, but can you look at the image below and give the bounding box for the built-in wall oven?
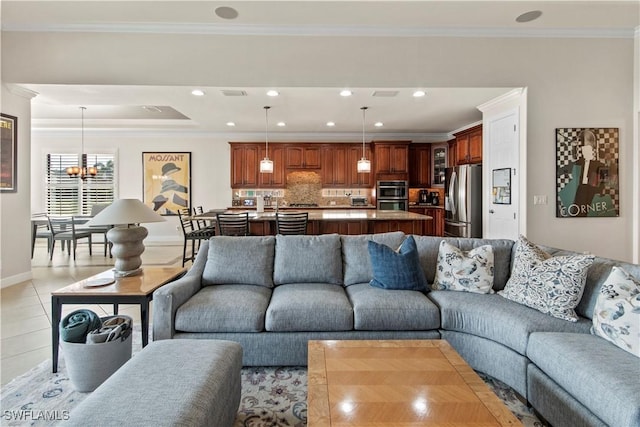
[376,180,408,211]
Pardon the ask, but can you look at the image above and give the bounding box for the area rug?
[1,334,541,426]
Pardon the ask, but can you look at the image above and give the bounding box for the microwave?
[376,180,408,199]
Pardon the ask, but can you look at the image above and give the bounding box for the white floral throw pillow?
[432,241,494,294]
[591,267,640,357]
[498,235,594,322]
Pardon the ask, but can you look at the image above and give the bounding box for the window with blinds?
[46,153,116,215]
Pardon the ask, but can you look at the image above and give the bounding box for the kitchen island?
[199,209,433,236]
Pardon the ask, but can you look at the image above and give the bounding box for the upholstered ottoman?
[67,339,243,427]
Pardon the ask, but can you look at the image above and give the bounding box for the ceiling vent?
[372,90,399,97]
[221,90,248,97]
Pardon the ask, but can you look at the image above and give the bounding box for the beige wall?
[3,31,638,261]
[0,85,34,287]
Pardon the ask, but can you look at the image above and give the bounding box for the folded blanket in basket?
[60,309,102,343]
[86,315,132,344]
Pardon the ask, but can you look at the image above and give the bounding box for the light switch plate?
[533,195,548,205]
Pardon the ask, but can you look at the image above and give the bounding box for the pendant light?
[66,106,97,180]
[357,106,371,173]
[259,106,274,173]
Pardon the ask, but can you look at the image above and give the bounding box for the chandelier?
[66,106,97,180]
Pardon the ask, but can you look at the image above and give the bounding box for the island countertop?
[194,209,433,236]
[198,209,431,221]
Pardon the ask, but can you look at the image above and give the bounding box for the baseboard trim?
[0,271,33,289]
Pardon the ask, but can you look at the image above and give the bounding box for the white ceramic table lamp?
[86,199,165,277]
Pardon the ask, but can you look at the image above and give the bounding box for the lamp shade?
[86,199,165,226]
[260,158,274,173]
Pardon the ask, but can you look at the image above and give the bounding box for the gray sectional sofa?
[152,232,640,427]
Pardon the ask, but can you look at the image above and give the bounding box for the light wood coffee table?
[308,340,522,426]
[51,267,185,373]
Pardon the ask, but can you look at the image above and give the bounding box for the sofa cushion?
[341,232,405,286]
[412,236,514,291]
[432,240,494,294]
[274,234,342,285]
[591,266,640,357]
[345,283,439,330]
[368,236,427,291]
[540,245,640,320]
[175,285,271,332]
[527,332,640,427]
[428,291,591,355]
[499,235,594,322]
[265,283,353,331]
[202,236,275,288]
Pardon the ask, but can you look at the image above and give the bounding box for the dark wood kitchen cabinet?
[285,145,321,169]
[408,144,431,187]
[321,145,349,187]
[347,144,374,188]
[230,144,260,188]
[373,141,410,178]
[259,145,285,188]
[453,125,482,165]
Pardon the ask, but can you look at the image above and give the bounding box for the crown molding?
[32,127,449,143]
[4,22,636,39]
[3,83,39,100]
[477,88,526,113]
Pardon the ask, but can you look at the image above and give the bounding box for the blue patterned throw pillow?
[498,235,594,322]
[368,236,428,291]
[432,241,495,294]
[591,267,640,357]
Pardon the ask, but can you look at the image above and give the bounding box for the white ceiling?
[3,1,638,138]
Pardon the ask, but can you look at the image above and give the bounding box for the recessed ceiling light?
[516,10,542,23]
[226,122,236,127]
[277,122,286,127]
[215,6,239,20]
[374,122,384,127]
[326,121,336,127]
[413,90,426,97]
[340,90,352,97]
[191,89,205,96]
[266,90,279,97]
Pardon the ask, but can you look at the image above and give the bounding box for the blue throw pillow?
[367,236,428,291]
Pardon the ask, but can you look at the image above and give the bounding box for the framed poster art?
[142,152,191,215]
[0,113,18,192]
[555,128,619,218]
[492,168,511,205]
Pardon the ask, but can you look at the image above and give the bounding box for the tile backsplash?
[235,171,372,206]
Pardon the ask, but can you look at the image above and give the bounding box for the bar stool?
[276,212,309,235]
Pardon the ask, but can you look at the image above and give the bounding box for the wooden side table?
[51,267,186,373]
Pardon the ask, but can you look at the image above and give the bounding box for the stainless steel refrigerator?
[444,164,482,238]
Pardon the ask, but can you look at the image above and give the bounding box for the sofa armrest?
[152,241,210,340]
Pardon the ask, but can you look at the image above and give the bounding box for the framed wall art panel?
[555,128,619,218]
[0,113,18,192]
[142,152,191,215]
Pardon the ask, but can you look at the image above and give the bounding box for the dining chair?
[31,213,52,258]
[47,216,93,261]
[74,208,113,257]
[177,208,216,266]
[276,212,309,235]
[216,212,249,236]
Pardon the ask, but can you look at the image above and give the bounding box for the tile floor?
[0,241,183,386]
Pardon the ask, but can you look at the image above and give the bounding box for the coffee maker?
[418,190,429,204]
[430,191,440,206]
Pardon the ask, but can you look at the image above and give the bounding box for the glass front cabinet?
[431,143,447,187]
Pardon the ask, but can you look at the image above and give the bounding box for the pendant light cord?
[80,106,85,167]
[361,106,368,157]
[264,106,270,158]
